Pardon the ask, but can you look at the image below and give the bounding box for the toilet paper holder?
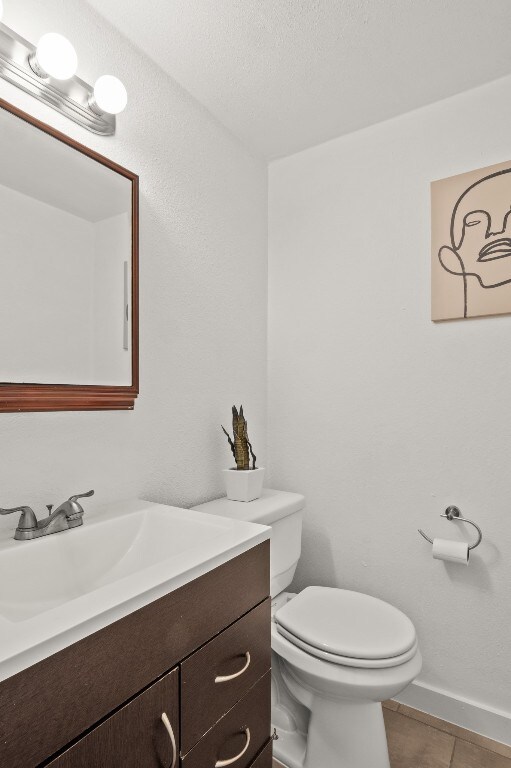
[418,506,483,551]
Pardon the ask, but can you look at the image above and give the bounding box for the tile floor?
[272,700,511,768]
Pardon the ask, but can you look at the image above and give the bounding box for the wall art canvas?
[432,160,511,321]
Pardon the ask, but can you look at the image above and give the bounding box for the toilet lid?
[274,587,417,661]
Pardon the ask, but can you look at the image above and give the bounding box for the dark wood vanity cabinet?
[0,541,272,768]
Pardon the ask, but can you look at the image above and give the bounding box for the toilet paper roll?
[432,538,469,565]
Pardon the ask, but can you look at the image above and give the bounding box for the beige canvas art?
[431,160,511,320]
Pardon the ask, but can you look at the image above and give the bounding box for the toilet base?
[305,697,390,768]
[273,660,391,768]
[272,724,306,768]
[273,698,390,768]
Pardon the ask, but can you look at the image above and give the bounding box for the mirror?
[0,99,138,411]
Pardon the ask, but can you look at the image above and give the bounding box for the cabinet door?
[47,668,179,768]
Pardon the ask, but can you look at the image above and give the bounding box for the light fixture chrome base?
[0,23,115,136]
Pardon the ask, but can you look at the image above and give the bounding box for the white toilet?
[194,489,422,768]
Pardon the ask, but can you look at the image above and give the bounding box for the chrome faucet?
[0,490,94,541]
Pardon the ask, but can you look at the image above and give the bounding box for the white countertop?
[0,498,269,682]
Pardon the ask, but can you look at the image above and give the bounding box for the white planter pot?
[222,467,265,502]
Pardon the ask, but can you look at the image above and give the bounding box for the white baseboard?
[395,680,511,748]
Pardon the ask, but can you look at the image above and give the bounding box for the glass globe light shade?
[35,33,78,80]
[93,75,127,115]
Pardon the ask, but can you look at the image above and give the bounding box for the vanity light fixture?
[0,22,126,134]
[29,33,78,81]
[90,75,128,116]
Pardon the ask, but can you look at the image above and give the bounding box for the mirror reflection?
[0,105,133,386]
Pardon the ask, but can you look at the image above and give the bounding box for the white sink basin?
[0,504,230,622]
[0,499,269,681]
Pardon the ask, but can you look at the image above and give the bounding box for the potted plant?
[221,405,264,502]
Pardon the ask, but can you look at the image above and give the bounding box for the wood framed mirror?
[0,98,139,412]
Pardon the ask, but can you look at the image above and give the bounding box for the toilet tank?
[192,489,304,597]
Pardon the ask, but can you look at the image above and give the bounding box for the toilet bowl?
[271,590,422,768]
[192,489,422,768]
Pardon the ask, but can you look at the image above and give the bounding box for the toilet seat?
[276,625,419,668]
[275,586,417,669]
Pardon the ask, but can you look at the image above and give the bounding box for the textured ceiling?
[86,0,511,159]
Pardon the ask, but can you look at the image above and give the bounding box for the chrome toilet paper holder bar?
[418,506,483,551]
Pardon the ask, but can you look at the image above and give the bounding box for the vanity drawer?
[182,670,271,768]
[46,667,179,768]
[181,598,271,754]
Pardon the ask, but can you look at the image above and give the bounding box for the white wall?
[268,76,511,724]
[0,0,267,525]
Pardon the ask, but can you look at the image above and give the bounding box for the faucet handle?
[0,506,38,530]
[69,490,94,502]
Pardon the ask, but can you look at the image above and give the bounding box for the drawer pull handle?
[215,728,251,767]
[161,712,177,768]
[215,652,251,683]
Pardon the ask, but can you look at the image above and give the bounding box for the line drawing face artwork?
[431,162,511,321]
